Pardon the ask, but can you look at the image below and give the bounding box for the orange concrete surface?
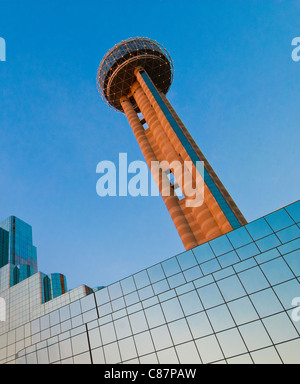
[120,96,199,251]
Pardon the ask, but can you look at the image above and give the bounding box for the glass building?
[0,200,299,364]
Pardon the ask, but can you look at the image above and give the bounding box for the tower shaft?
[121,68,247,250]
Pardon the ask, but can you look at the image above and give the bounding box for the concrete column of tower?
[134,68,233,241]
[120,96,199,250]
[130,81,220,244]
[159,92,247,228]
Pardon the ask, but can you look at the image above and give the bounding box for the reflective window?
[216,328,247,358]
[273,279,300,310]
[217,275,246,301]
[91,347,105,364]
[227,227,252,249]
[138,285,154,301]
[88,328,102,350]
[152,279,170,295]
[260,258,294,285]
[251,346,282,364]
[119,337,137,362]
[246,218,273,240]
[177,250,197,270]
[37,348,49,364]
[71,333,89,356]
[112,297,125,312]
[80,295,95,313]
[250,288,284,317]
[201,259,221,275]
[183,265,203,282]
[197,283,224,309]
[48,343,60,363]
[176,341,201,364]
[238,267,270,294]
[228,297,259,325]
[209,235,233,256]
[133,270,150,289]
[187,312,213,339]
[162,257,181,277]
[103,342,121,364]
[145,304,165,328]
[168,318,192,344]
[218,251,239,268]
[207,305,235,332]
[179,290,203,316]
[129,311,148,334]
[255,248,280,264]
[40,315,50,331]
[150,325,173,351]
[124,291,139,307]
[286,201,300,223]
[276,339,300,364]
[263,312,298,343]
[265,209,294,232]
[60,306,70,322]
[239,320,272,351]
[49,310,60,327]
[161,297,184,322]
[134,331,155,356]
[100,322,116,345]
[256,234,281,252]
[108,282,123,300]
[59,338,72,360]
[95,287,110,305]
[70,301,81,318]
[195,335,224,364]
[114,317,132,339]
[277,225,300,243]
[236,243,260,260]
[147,264,165,283]
[284,249,300,276]
[121,276,136,295]
[168,272,186,288]
[157,347,179,364]
[193,242,215,264]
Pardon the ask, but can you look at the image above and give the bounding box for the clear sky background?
[0,0,299,291]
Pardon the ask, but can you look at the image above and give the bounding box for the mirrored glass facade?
[0,201,300,364]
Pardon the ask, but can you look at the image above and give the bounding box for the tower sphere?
[97,37,174,112]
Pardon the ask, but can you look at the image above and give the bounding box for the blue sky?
[0,0,299,290]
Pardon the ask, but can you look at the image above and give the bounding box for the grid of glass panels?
[1,200,300,364]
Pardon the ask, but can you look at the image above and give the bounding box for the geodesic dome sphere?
[97,37,174,112]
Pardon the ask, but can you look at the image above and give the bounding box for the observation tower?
[97,37,247,250]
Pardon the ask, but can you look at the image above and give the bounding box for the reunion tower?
[97,37,247,250]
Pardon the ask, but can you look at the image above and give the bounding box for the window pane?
[228,297,258,325]
[260,258,294,285]
[147,264,165,283]
[187,312,213,339]
[216,328,247,358]
[239,320,272,351]
[179,290,203,316]
[265,209,294,232]
[177,250,197,270]
[263,312,298,343]
[217,275,246,301]
[197,283,224,309]
[207,305,235,332]
[168,318,192,344]
[195,335,224,364]
[209,235,233,256]
[161,297,184,322]
[246,218,273,240]
[227,227,252,249]
[238,267,270,294]
[250,288,284,317]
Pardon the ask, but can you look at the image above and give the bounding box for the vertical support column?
[134,68,238,238]
[120,96,198,251]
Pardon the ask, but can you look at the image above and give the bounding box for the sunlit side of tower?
[97,37,247,250]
